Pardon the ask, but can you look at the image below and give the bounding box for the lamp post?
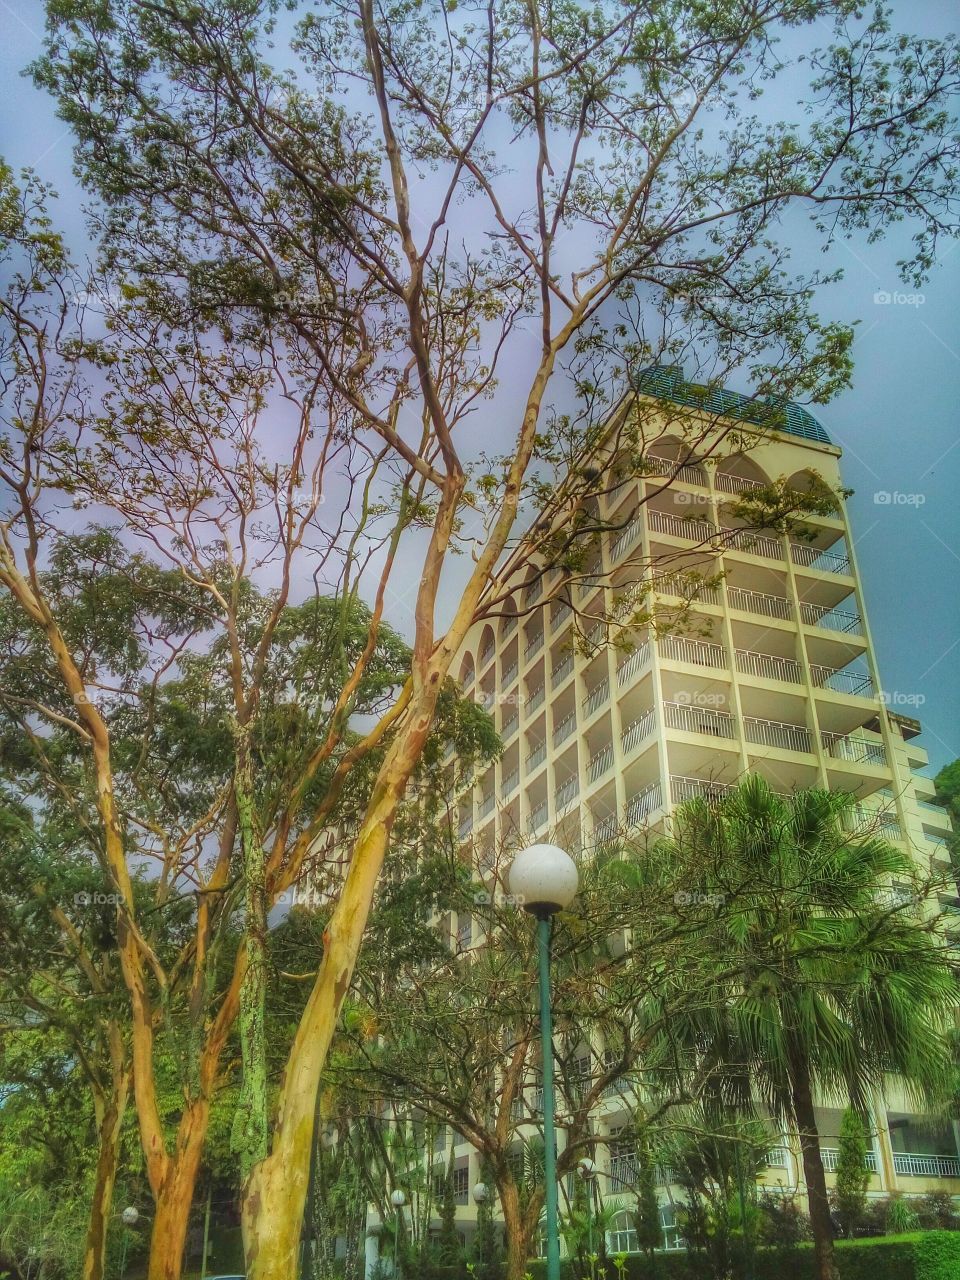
[576,1158,597,1259]
[389,1188,406,1277]
[508,842,579,1280]
[119,1207,139,1278]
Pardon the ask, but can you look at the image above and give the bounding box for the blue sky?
[1,0,957,774]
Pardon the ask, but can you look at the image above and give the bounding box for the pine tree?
[438,1149,461,1265]
[833,1109,871,1238]
[633,1138,663,1269]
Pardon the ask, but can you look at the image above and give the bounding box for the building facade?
[365,369,957,1269]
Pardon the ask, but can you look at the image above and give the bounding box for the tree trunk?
[789,1049,837,1280]
[82,1068,131,1280]
[498,1181,533,1280]
[146,1102,209,1280]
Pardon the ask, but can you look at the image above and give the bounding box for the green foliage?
[438,1151,461,1266]
[833,1109,871,1237]
[632,1140,662,1259]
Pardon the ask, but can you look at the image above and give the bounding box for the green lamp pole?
[509,843,579,1280]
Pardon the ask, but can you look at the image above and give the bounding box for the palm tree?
[653,775,957,1280]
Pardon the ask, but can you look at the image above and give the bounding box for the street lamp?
[118,1207,139,1278]
[508,842,579,1280]
[472,1182,490,1206]
[576,1158,598,1259]
[389,1188,406,1277]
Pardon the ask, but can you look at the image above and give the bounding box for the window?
[452,1165,469,1203]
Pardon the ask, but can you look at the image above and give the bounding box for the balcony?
[551,654,575,687]
[458,816,474,839]
[555,776,580,812]
[721,527,784,559]
[744,716,812,754]
[736,648,802,684]
[611,515,643,562]
[791,542,851,576]
[670,774,734,805]
[715,472,765,494]
[527,685,545,714]
[617,642,651,687]
[627,780,662,826]
[479,642,495,668]
[594,814,619,844]
[800,601,862,634]
[810,664,873,698]
[583,681,609,719]
[501,768,519,799]
[663,700,736,739]
[479,794,495,818]
[588,744,613,783]
[525,632,544,661]
[503,615,518,637]
[820,1148,878,1174]
[822,732,885,766]
[553,712,577,748]
[648,509,714,542]
[530,801,548,831]
[893,1153,960,1178]
[577,572,605,601]
[844,804,902,841]
[551,602,572,631]
[645,455,708,486]
[728,586,792,620]
[525,579,543,604]
[526,741,547,772]
[659,634,726,669]
[610,1155,638,1190]
[652,572,722,605]
[622,708,655,754]
[503,661,518,687]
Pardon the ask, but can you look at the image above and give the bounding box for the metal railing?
[530,801,548,831]
[553,712,577,747]
[892,1152,960,1178]
[525,579,543,604]
[588,744,613,782]
[651,571,722,605]
[502,712,519,739]
[458,816,474,838]
[820,1148,878,1173]
[555,776,580,811]
[791,542,851,575]
[527,686,545,714]
[671,774,734,804]
[577,572,605,600]
[593,815,619,844]
[551,602,572,631]
[610,1156,637,1190]
[611,515,643,562]
[799,601,862,633]
[648,509,714,541]
[617,642,651,687]
[644,455,708,486]
[659,634,726,668]
[583,681,609,718]
[552,654,575,686]
[503,661,518,687]
[728,586,792,620]
[736,648,802,683]
[501,768,519,799]
[627,781,662,826]
[479,644,494,668]
[715,472,765,493]
[503,615,518,636]
[664,700,736,739]
[525,632,544,660]
[479,794,495,818]
[844,805,902,840]
[744,716,812,754]
[622,708,655,754]
[526,741,547,772]
[810,664,873,697]
[721,527,784,559]
[822,733,885,766]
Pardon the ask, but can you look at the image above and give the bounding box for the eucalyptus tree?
[655,775,959,1280]
[13,0,960,1271]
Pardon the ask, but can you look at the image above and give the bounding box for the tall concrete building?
[366,368,957,1267]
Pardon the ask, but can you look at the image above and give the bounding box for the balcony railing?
[721,527,784,559]
[648,509,714,542]
[501,768,519,799]
[552,654,575,687]
[525,632,544,660]
[503,661,518,687]
[526,741,547,772]
[530,801,548,831]
[744,716,812,754]
[822,732,886,766]
[503,615,518,636]
[617,642,651,687]
[844,805,902,840]
[650,571,722,606]
[715,471,765,493]
[664,700,736,739]
[527,685,545,714]
[728,586,792,620]
[551,602,572,631]
[577,572,605,600]
[644,455,708,486]
[627,781,662,826]
[583,681,609,719]
[555,776,580,811]
[458,816,474,839]
[892,1152,960,1178]
[479,794,495,818]
[588,744,613,782]
[810,664,873,697]
[525,579,543,604]
[821,1148,878,1174]
[736,648,802,684]
[479,643,494,668]
[622,708,655,754]
[553,712,577,747]
[611,515,643,562]
[659,634,726,668]
[791,542,851,575]
[671,774,734,805]
[594,814,618,844]
[502,712,519,739]
[799,601,862,633]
